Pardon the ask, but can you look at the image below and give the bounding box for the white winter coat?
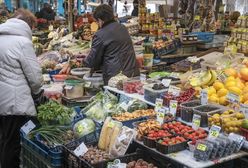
[0,18,43,116]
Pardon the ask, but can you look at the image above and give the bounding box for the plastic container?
[64,80,84,99]
[143,53,154,69]
[193,104,225,127]
[187,141,195,152]
[155,138,188,154]
[123,78,142,94]
[71,68,90,77]
[180,100,201,122]
[83,73,104,88]
[193,140,214,161]
[206,139,220,160]
[190,32,215,43]
[20,132,62,168]
[216,137,229,158]
[61,95,91,108]
[144,83,167,104]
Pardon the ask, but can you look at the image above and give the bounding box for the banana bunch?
[190,69,217,87]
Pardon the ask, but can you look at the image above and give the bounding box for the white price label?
[155,98,163,112]
[169,72,180,78]
[168,86,181,96]
[169,100,178,117]
[21,120,36,135]
[240,104,248,118]
[208,125,221,139]
[85,81,92,87]
[49,25,54,31]
[140,74,146,81]
[192,114,201,130]
[217,72,227,83]
[156,108,165,125]
[226,93,240,104]
[118,134,127,142]
[65,85,73,90]
[162,79,171,87]
[200,89,208,105]
[74,142,88,157]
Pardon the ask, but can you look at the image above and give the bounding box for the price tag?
[84,81,92,87]
[208,125,221,139]
[226,93,240,104]
[65,85,73,90]
[169,100,178,117]
[194,15,200,20]
[74,142,88,157]
[162,79,171,87]
[118,134,127,142]
[107,159,127,168]
[156,108,165,125]
[21,120,36,135]
[83,17,88,23]
[239,104,248,118]
[140,74,146,81]
[49,25,54,31]
[197,144,207,151]
[169,72,180,78]
[200,89,208,105]
[217,72,227,83]
[192,114,201,130]
[168,86,181,96]
[155,98,163,112]
[108,121,115,128]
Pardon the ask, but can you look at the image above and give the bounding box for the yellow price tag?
[210,130,219,137]
[194,15,200,20]
[197,144,207,151]
[77,125,83,133]
[193,119,200,127]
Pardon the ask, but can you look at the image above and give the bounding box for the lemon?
[228,87,242,95]
[213,81,225,91]
[235,112,245,119]
[233,127,239,132]
[219,96,228,105]
[209,95,219,103]
[207,87,216,96]
[217,88,228,97]
[225,81,236,89]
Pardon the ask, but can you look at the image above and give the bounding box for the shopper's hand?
[59,63,71,74]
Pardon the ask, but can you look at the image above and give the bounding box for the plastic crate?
[180,100,202,122]
[61,96,91,108]
[119,117,148,128]
[155,139,188,154]
[240,128,248,141]
[144,84,167,104]
[190,32,215,43]
[20,133,62,168]
[193,104,225,127]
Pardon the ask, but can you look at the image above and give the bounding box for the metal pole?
[68,0,73,32]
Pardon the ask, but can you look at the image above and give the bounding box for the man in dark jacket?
[85,4,139,84]
[39,3,55,21]
[61,4,140,84]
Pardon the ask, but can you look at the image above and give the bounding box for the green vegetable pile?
[29,125,73,147]
[37,101,75,125]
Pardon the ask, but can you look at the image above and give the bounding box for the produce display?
[37,101,75,125]
[208,109,245,133]
[73,118,96,138]
[108,73,128,90]
[82,146,112,164]
[112,109,156,122]
[135,120,161,140]
[144,83,168,103]
[123,79,142,94]
[126,159,158,168]
[157,136,187,146]
[162,121,194,135]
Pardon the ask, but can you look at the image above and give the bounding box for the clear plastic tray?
[144,83,168,104]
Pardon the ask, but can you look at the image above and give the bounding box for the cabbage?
[73,118,96,138]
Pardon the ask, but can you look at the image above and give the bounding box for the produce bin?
[180,100,202,122]
[193,104,225,127]
[21,133,62,168]
[155,139,188,154]
[118,117,148,128]
[190,32,215,43]
[144,84,168,104]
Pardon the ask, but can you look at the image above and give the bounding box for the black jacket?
[84,21,140,85]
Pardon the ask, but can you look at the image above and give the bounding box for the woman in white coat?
[0,9,43,168]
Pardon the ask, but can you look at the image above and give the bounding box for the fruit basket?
[193,104,225,127]
[155,136,188,154]
[180,100,202,122]
[144,83,168,103]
